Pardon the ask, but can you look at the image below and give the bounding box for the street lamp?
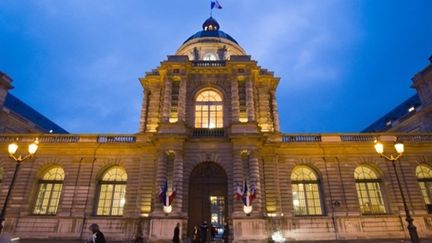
[0,138,39,234]
[374,139,420,243]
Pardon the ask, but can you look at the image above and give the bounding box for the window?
[195,90,223,128]
[354,166,386,214]
[169,81,180,123]
[33,167,64,215]
[203,53,217,61]
[416,164,432,213]
[291,166,322,215]
[96,166,127,216]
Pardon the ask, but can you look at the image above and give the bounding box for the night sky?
[1,0,431,134]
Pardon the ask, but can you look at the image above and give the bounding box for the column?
[173,150,184,215]
[232,149,244,216]
[231,78,240,123]
[245,79,256,121]
[249,151,263,214]
[161,75,172,123]
[139,89,150,132]
[270,90,280,132]
[153,151,167,215]
[178,78,187,123]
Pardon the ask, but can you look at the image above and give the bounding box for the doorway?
[188,162,227,239]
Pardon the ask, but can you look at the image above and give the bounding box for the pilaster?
[245,79,255,121]
[161,75,172,123]
[231,78,240,123]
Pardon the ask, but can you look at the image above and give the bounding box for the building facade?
[0,18,432,242]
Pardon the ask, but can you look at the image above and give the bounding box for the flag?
[242,181,248,206]
[249,184,256,203]
[159,180,168,205]
[211,0,222,10]
[169,186,177,205]
[235,184,243,200]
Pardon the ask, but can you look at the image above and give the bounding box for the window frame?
[33,167,64,215]
[95,166,127,217]
[194,89,224,129]
[291,166,324,216]
[416,164,432,213]
[354,166,386,215]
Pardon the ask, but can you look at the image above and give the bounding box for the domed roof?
[183,17,238,45]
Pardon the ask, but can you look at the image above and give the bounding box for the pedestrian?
[173,222,180,243]
[210,224,216,241]
[192,225,200,243]
[222,223,229,243]
[86,223,106,243]
[199,221,208,243]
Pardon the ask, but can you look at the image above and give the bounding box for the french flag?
[159,180,176,206]
[211,0,222,10]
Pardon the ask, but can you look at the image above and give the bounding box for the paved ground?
[13,239,432,243]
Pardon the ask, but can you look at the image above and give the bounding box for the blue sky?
[0,0,431,134]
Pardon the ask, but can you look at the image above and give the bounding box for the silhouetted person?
[86,223,106,243]
[199,221,209,243]
[192,225,200,243]
[222,223,229,243]
[173,223,180,243]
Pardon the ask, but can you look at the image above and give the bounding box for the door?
[188,162,227,239]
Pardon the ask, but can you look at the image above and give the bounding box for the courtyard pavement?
[12,239,432,243]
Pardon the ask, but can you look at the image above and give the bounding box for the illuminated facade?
[0,17,432,242]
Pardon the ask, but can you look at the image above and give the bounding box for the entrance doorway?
[188,162,227,240]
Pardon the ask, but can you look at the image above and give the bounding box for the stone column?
[270,90,280,132]
[232,149,244,216]
[245,79,256,121]
[231,78,240,123]
[178,78,187,123]
[139,89,150,133]
[161,75,172,123]
[173,150,184,215]
[249,151,262,214]
[153,151,167,215]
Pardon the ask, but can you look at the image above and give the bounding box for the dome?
[176,17,246,59]
[183,17,238,45]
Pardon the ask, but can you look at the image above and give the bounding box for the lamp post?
[0,138,39,234]
[374,139,420,243]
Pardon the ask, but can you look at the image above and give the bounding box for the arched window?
[194,89,223,128]
[291,166,322,215]
[96,166,127,216]
[354,166,385,214]
[416,164,432,213]
[33,167,64,215]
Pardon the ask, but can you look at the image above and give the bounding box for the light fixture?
[28,138,39,155]
[8,143,18,155]
[243,205,252,215]
[374,139,384,154]
[163,205,172,214]
[394,142,404,154]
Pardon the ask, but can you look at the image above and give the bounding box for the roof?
[4,93,68,134]
[362,94,421,132]
[183,17,239,45]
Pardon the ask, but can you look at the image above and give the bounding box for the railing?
[340,135,375,142]
[282,135,321,143]
[281,134,432,143]
[97,135,136,143]
[192,61,226,67]
[192,128,225,137]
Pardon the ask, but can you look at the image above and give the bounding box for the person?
[192,225,200,243]
[210,224,216,241]
[86,223,106,243]
[222,223,229,243]
[199,221,208,243]
[173,222,180,243]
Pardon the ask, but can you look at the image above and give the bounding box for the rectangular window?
[356,182,386,214]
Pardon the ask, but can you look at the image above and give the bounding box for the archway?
[188,162,228,240]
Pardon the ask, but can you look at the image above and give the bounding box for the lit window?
[416,164,432,213]
[203,53,217,61]
[354,166,386,214]
[33,167,64,215]
[96,166,127,216]
[386,120,392,126]
[291,166,322,215]
[408,106,415,113]
[195,90,223,128]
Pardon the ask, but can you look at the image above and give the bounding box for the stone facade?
[0,18,431,242]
